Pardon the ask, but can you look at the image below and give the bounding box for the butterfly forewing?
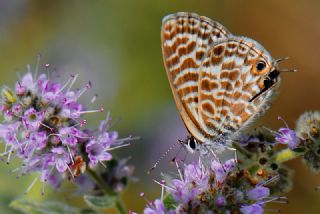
[161,12,230,143]
[198,37,278,145]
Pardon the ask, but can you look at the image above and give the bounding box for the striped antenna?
[147,139,184,174]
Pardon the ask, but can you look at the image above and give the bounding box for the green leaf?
[83,195,116,209]
[163,194,177,210]
[10,198,77,214]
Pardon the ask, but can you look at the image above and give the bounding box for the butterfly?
[161,12,292,154]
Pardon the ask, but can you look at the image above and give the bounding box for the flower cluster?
[235,128,293,194]
[0,63,135,194]
[295,111,320,171]
[144,158,283,214]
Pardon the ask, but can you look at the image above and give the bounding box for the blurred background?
[0,0,319,213]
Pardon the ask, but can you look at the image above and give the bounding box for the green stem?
[87,168,115,196]
[115,200,126,214]
[86,168,126,214]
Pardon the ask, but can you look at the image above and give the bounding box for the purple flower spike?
[0,62,135,194]
[240,204,264,214]
[275,127,299,149]
[247,186,270,200]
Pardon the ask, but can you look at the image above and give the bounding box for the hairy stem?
[86,168,126,214]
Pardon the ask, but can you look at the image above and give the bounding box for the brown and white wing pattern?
[161,12,230,143]
[198,37,279,145]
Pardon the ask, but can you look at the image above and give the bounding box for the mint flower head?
[0,61,135,194]
[143,158,284,214]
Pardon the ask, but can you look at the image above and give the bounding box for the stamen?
[67,74,78,92]
[76,81,92,99]
[67,165,75,181]
[259,175,279,186]
[34,54,41,79]
[26,64,31,75]
[139,192,152,206]
[45,64,50,79]
[66,145,74,164]
[107,143,131,151]
[114,135,141,144]
[6,150,13,164]
[99,161,107,168]
[40,122,54,132]
[153,179,175,191]
[70,119,87,128]
[175,158,184,181]
[91,94,98,103]
[277,116,289,128]
[41,180,46,195]
[24,177,38,194]
[57,74,77,95]
[74,107,104,116]
[160,180,165,200]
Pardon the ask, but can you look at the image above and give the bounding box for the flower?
[144,199,166,214]
[143,158,279,214]
[246,186,270,200]
[0,61,136,194]
[240,203,264,214]
[275,127,299,149]
[168,161,208,204]
[211,159,235,183]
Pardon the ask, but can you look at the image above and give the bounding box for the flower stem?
[86,168,126,214]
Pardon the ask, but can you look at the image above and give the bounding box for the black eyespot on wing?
[256,61,266,71]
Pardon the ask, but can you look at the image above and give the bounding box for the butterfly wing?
[198,37,280,145]
[161,12,230,143]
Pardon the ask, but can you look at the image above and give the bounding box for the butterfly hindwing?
[198,37,279,144]
[161,12,230,143]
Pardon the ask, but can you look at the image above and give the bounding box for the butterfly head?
[182,136,200,153]
[249,54,288,102]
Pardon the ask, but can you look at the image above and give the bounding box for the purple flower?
[184,162,209,189]
[247,186,270,200]
[275,127,299,149]
[0,122,20,146]
[51,147,70,173]
[215,196,226,208]
[211,159,235,183]
[144,199,168,214]
[15,72,35,95]
[86,140,112,168]
[168,161,208,204]
[22,108,43,131]
[59,127,79,146]
[0,62,135,195]
[240,204,264,214]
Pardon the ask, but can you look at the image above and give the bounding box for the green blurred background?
[0,0,319,213]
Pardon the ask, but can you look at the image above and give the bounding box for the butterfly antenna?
[148,139,184,174]
[274,56,297,73]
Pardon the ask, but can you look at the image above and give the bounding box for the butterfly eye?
[188,139,196,150]
[256,61,266,72]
